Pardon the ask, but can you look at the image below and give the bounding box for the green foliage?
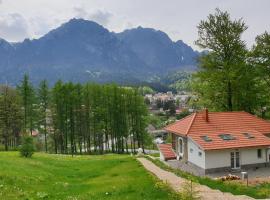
[176,110,190,120]
[1,74,149,155]
[0,85,22,151]
[51,82,148,155]
[17,74,38,134]
[149,153,160,157]
[37,80,50,152]
[192,9,265,113]
[0,152,177,200]
[179,180,201,200]
[249,31,270,117]
[147,114,165,129]
[165,133,172,144]
[138,86,155,95]
[250,31,270,86]
[154,181,182,200]
[0,145,5,151]
[19,136,35,158]
[162,71,192,91]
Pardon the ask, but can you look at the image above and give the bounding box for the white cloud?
[72,6,134,33]
[0,0,269,49]
[0,13,30,41]
[28,16,61,39]
[73,7,112,26]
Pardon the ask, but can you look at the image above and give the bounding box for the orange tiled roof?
[164,111,270,150]
[190,130,270,150]
[158,144,176,160]
[164,113,196,136]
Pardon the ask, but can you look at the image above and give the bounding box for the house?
[162,109,270,174]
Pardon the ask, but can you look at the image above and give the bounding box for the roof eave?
[204,144,270,151]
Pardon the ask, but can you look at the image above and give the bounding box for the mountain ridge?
[0,18,200,85]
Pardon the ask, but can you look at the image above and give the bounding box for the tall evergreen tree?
[18,74,37,135]
[38,80,50,152]
[0,85,22,150]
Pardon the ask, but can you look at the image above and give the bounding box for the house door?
[230,151,240,169]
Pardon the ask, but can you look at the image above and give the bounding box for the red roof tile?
[158,144,176,160]
[164,113,196,136]
[164,110,270,150]
[191,130,270,150]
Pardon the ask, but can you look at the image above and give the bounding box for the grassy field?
[0,152,176,200]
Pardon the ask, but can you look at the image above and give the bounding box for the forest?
[0,76,148,155]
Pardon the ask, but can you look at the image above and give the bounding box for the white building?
[162,109,270,174]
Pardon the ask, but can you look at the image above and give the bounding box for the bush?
[19,136,35,158]
[0,144,5,151]
[179,180,201,200]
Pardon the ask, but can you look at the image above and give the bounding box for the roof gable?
[164,113,196,135]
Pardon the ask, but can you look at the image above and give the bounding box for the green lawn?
[0,152,176,200]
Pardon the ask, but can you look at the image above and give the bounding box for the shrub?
[19,136,35,158]
[179,180,201,200]
[0,144,5,151]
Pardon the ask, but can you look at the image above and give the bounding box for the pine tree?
[0,85,22,150]
[18,74,37,135]
[38,80,50,152]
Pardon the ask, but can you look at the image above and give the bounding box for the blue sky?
[0,0,269,50]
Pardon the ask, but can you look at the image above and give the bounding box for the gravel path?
[137,158,254,200]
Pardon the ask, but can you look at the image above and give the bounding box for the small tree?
[20,136,35,158]
[179,179,201,200]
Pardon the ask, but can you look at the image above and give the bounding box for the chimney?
[203,108,209,122]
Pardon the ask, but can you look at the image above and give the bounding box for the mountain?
[116,27,199,73]
[0,18,200,85]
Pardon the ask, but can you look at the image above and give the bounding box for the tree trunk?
[227,81,233,111]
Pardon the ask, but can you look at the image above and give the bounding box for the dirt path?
[137,158,254,200]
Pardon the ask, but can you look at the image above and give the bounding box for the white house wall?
[241,148,266,165]
[205,147,268,169]
[187,138,205,169]
[205,150,231,169]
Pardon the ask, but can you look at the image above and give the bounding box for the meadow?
[0,152,176,200]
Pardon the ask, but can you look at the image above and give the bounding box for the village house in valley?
[161,109,270,175]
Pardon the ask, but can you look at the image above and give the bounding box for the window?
[201,135,212,142]
[178,138,183,154]
[243,133,255,139]
[198,152,202,157]
[257,149,262,158]
[219,134,236,141]
[231,151,240,169]
[190,148,193,153]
